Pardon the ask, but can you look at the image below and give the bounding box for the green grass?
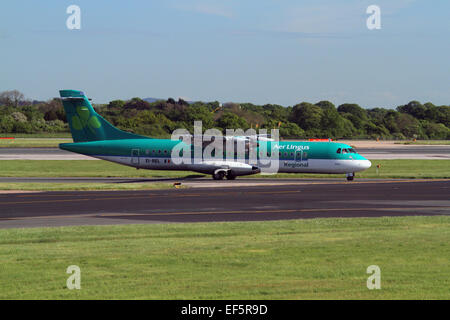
[0,138,73,148]
[0,182,181,191]
[395,140,450,145]
[0,216,448,299]
[0,160,195,178]
[0,133,72,138]
[358,159,450,179]
[0,160,448,179]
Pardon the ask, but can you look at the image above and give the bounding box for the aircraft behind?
[59,90,371,180]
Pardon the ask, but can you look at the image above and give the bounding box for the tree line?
[0,90,449,140]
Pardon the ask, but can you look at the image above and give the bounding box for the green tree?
[44,110,58,121]
[364,121,390,139]
[123,98,151,110]
[0,115,14,133]
[278,122,305,139]
[436,106,450,127]
[290,102,323,131]
[217,112,249,130]
[183,105,215,129]
[422,122,450,139]
[337,103,368,120]
[315,101,354,138]
[382,110,400,134]
[397,101,426,119]
[107,100,125,109]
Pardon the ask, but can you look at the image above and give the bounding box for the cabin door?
[295,150,308,162]
[131,149,140,166]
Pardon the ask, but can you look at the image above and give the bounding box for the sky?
[0,0,449,108]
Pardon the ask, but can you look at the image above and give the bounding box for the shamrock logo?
[71,106,101,132]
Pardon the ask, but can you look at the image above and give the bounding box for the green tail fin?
[59,90,147,142]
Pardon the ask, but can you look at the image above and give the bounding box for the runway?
[358,146,450,159]
[0,179,448,228]
[1,145,449,159]
[0,176,409,184]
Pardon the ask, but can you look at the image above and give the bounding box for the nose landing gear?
[346,172,355,181]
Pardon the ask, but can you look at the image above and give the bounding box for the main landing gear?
[346,172,355,181]
[212,170,236,180]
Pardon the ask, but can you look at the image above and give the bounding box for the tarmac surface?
[0,179,448,228]
[0,177,406,184]
[0,146,449,159]
[358,146,450,159]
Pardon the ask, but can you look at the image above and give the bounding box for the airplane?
[59,90,372,181]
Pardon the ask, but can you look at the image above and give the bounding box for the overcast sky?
[0,0,449,108]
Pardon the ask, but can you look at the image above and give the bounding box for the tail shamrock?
[59,90,147,142]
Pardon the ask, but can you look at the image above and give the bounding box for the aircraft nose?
[362,159,372,169]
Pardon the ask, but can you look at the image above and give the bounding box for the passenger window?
[337,148,341,154]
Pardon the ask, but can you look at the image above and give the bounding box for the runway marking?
[1,206,448,221]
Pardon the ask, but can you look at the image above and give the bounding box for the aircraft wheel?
[226,172,236,180]
[346,173,355,181]
[213,171,226,180]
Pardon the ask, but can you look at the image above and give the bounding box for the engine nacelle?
[194,160,260,176]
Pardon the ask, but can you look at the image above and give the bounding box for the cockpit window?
[337,147,356,154]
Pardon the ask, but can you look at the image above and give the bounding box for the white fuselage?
[94,155,372,175]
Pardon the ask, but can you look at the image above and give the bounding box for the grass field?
[0,160,194,178]
[0,159,449,180]
[0,133,72,138]
[0,138,72,148]
[0,216,448,299]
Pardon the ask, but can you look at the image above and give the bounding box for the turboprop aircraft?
[59,90,371,181]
